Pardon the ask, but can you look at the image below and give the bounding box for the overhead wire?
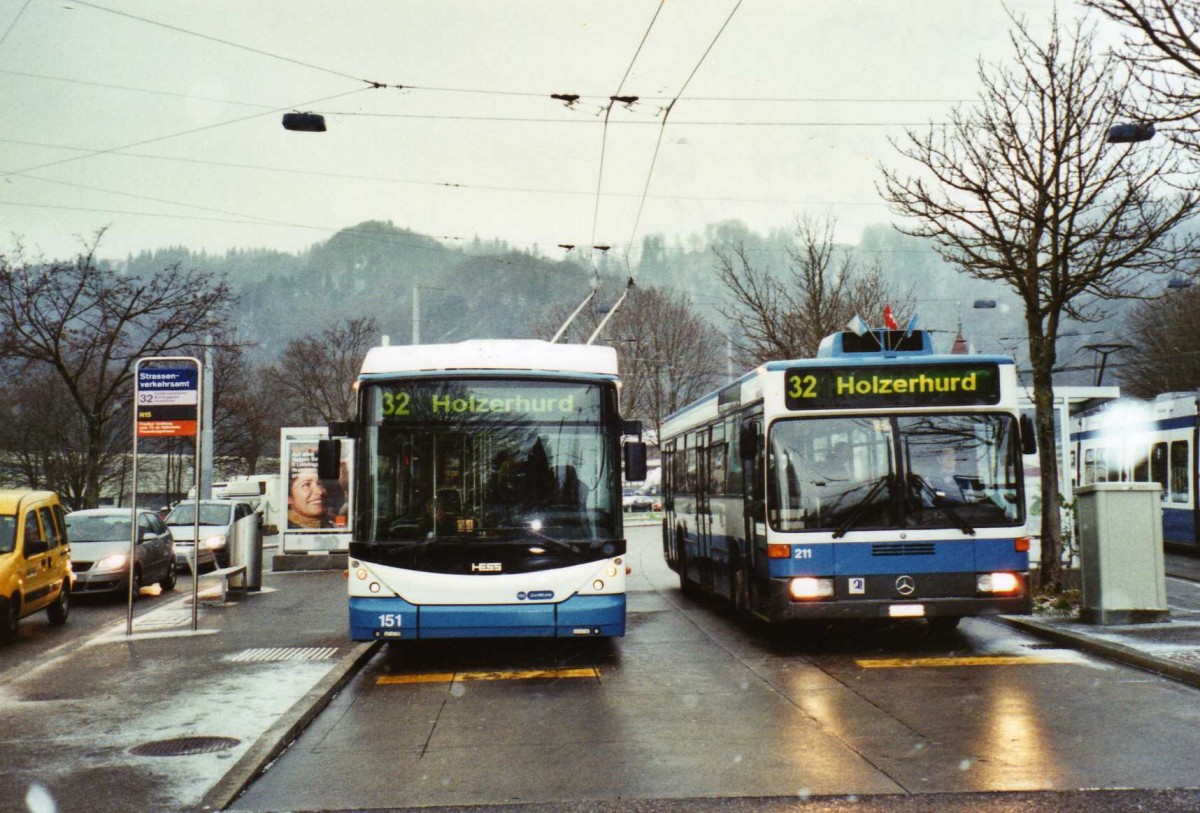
[623,0,744,267]
[0,0,33,50]
[589,0,666,260]
[0,68,277,109]
[4,2,938,267]
[66,0,374,86]
[1,87,372,179]
[3,65,973,108]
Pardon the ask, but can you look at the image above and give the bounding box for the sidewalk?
[998,551,1200,689]
[0,566,377,813]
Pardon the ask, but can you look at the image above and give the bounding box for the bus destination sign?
[784,363,1001,410]
[373,381,601,424]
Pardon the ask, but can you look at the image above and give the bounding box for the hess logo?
[471,562,502,573]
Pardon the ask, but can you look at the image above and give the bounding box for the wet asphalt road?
[231,525,1200,813]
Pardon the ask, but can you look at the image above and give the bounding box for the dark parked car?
[65,508,176,597]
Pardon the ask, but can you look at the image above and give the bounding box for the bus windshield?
[357,379,618,557]
[768,414,1022,533]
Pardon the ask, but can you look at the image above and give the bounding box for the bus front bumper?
[350,594,626,640]
[758,574,1032,621]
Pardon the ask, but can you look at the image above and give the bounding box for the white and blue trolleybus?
[1070,392,1200,552]
[660,328,1034,630]
[326,339,646,641]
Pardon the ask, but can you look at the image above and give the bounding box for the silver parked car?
[64,508,177,597]
[164,499,255,570]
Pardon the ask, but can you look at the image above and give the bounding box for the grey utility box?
[230,514,264,591]
[1075,482,1169,625]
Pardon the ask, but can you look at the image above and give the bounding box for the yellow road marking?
[378,667,600,685]
[856,655,1074,669]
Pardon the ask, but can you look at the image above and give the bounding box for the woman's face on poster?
[290,467,327,519]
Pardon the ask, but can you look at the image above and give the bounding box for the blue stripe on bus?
[1070,414,1197,440]
[763,538,1027,578]
[1163,505,1196,546]
[350,594,625,640]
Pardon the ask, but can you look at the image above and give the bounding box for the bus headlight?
[789,577,834,600]
[977,572,1020,593]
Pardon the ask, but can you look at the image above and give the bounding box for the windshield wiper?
[908,473,976,536]
[832,475,892,539]
[489,525,581,554]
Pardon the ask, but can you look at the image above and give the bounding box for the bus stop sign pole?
[131,357,203,635]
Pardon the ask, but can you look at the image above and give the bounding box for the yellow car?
[0,490,72,644]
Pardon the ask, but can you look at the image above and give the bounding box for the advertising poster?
[280,428,353,554]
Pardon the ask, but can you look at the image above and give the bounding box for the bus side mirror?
[318,439,341,480]
[624,441,648,482]
[1019,415,1037,455]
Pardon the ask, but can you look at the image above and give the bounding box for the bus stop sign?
[136,367,199,437]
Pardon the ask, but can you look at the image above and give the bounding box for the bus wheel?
[677,539,696,597]
[731,565,750,620]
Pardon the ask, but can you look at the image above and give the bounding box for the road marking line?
[378,667,599,685]
[856,655,1075,668]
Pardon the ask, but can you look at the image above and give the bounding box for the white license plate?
[888,604,925,618]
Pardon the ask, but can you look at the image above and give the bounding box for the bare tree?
[880,12,1200,591]
[1118,286,1200,397]
[211,347,287,474]
[1083,0,1200,150]
[714,214,908,367]
[267,317,379,424]
[0,361,128,508]
[612,287,726,431]
[0,234,235,507]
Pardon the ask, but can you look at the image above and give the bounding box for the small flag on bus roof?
[883,305,899,330]
[846,315,868,336]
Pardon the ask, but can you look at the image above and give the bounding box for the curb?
[994,615,1200,690]
[199,640,380,811]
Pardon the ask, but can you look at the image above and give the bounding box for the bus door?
[741,418,767,588]
[694,429,715,592]
[706,428,730,597]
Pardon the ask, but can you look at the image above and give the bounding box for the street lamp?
[1106,122,1155,144]
[282,112,327,132]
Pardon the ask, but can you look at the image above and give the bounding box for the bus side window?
[726,417,743,494]
[684,448,698,495]
[1083,448,1095,486]
[1132,444,1149,482]
[1171,440,1190,503]
[1151,442,1168,499]
[709,443,727,496]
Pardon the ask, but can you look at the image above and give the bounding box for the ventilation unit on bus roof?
[817,330,934,358]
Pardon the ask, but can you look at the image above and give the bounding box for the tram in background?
[660,327,1035,631]
[1071,392,1200,551]
[324,339,646,641]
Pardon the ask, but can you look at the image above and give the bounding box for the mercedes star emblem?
[895,575,916,596]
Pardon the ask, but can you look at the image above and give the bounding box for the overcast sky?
[1,0,1074,264]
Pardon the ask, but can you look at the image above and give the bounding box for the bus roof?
[360,340,619,379]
